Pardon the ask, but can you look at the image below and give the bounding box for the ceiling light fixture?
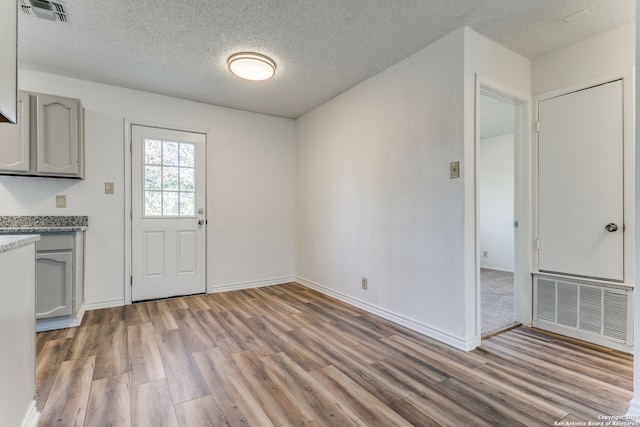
[227,52,276,81]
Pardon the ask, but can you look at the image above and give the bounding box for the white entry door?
[131,125,206,301]
[537,80,624,281]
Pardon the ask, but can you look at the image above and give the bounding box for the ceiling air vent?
[19,0,68,22]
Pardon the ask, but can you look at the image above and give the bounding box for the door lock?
[605,223,619,232]
[198,219,205,226]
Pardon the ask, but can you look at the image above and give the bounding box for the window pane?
[163,141,179,166]
[180,192,195,216]
[145,191,162,216]
[180,143,195,167]
[144,165,162,190]
[145,139,162,165]
[180,167,194,191]
[163,191,179,215]
[163,166,179,191]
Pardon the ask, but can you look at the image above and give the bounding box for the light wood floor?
[36,282,633,426]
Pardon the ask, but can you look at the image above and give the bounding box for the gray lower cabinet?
[36,232,84,321]
[36,251,73,318]
[0,91,84,178]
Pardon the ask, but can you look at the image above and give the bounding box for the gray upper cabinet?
[35,93,82,177]
[0,91,84,179]
[0,0,17,123]
[0,92,30,172]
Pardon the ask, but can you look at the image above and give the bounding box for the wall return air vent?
[19,0,68,22]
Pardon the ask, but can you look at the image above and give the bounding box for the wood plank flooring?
[35,282,633,426]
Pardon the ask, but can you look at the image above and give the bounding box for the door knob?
[605,223,619,232]
[198,219,205,226]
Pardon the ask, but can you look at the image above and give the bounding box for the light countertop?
[0,226,88,234]
[0,235,40,253]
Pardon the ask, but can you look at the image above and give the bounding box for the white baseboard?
[84,298,125,310]
[627,398,640,422]
[208,276,295,294]
[37,297,126,332]
[296,276,476,352]
[36,304,85,332]
[20,401,39,427]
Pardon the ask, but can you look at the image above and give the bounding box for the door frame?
[474,75,532,343]
[124,119,209,305]
[531,69,635,288]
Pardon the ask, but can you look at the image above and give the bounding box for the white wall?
[0,69,296,308]
[479,133,514,272]
[296,28,467,346]
[295,27,529,349]
[532,22,635,95]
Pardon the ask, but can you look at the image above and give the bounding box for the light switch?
[449,161,460,179]
[56,195,67,208]
[105,182,115,194]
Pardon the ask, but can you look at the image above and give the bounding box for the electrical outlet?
[104,182,115,194]
[482,251,488,258]
[361,277,368,290]
[56,195,67,208]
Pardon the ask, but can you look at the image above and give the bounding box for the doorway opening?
[475,79,530,342]
[479,92,517,336]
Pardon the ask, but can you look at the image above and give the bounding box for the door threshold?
[482,322,521,340]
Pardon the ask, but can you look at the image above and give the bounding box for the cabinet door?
[36,251,73,319]
[35,94,80,176]
[0,91,30,173]
[0,0,17,123]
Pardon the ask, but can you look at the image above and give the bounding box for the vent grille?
[557,282,577,328]
[579,286,602,333]
[19,0,68,22]
[534,276,631,346]
[604,291,628,341]
[536,279,555,322]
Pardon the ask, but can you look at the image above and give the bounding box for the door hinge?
[536,120,540,133]
[130,276,133,286]
[535,238,541,250]
[513,220,519,229]
[130,209,133,220]
[130,141,132,153]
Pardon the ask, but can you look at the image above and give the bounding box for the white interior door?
[131,125,206,301]
[537,80,623,281]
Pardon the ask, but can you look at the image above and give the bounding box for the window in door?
[143,139,196,217]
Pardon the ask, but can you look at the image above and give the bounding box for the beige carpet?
[481,268,516,335]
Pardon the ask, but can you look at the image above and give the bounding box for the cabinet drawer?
[37,233,74,251]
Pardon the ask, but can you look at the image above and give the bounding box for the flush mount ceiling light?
[227,52,276,81]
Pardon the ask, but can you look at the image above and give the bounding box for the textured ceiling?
[18,0,635,118]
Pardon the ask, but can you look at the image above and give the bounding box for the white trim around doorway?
[474,74,532,347]
[123,118,211,305]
